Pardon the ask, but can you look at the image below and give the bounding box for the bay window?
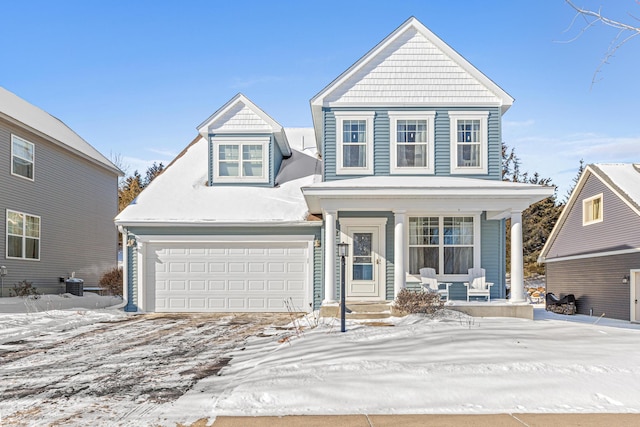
[409,216,476,276]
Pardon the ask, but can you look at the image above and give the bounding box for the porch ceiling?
[301,176,555,214]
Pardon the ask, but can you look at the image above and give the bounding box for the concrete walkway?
[213,413,640,426]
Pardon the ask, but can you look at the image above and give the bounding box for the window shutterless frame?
[210,136,269,183]
[334,111,375,175]
[10,134,35,181]
[583,193,603,225]
[6,209,41,261]
[448,111,488,175]
[388,111,435,174]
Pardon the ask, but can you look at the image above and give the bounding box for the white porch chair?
[419,268,451,301]
[463,268,494,302]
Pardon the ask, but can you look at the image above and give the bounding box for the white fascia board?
[134,234,316,243]
[541,247,640,264]
[114,220,321,228]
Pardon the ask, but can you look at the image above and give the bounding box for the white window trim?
[388,111,435,175]
[583,193,604,225]
[448,111,489,175]
[334,111,375,175]
[406,213,481,282]
[11,134,35,181]
[211,136,269,183]
[6,209,41,261]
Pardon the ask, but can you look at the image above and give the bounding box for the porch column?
[394,210,406,299]
[323,210,337,303]
[510,210,525,303]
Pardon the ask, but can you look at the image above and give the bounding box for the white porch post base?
[323,210,337,303]
[510,210,525,303]
[394,210,406,299]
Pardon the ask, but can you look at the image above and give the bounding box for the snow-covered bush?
[99,267,123,296]
[11,280,40,298]
[394,288,443,315]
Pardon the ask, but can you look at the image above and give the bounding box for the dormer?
[198,94,291,186]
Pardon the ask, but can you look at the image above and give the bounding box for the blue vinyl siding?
[480,214,506,298]
[324,107,501,181]
[125,241,138,312]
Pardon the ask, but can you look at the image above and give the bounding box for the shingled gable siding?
[0,120,118,294]
[545,174,640,259]
[323,107,501,180]
[208,134,277,187]
[546,253,640,321]
[124,226,323,312]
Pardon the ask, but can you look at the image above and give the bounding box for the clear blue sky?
[2,1,638,199]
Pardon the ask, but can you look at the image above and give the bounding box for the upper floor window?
[335,111,374,175]
[211,137,269,183]
[6,209,40,260]
[448,111,488,175]
[389,111,435,174]
[11,135,35,180]
[583,194,603,225]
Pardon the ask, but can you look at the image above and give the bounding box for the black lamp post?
[337,242,349,332]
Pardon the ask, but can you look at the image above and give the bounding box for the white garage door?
[145,240,312,312]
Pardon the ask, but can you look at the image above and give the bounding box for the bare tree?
[565,0,640,84]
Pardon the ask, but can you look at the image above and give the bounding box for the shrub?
[394,288,444,315]
[99,267,123,296]
[11,280,40,298]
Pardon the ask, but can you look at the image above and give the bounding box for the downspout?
[110,225,129,309]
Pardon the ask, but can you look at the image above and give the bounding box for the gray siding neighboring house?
[540,164,640,321]
[1,87,122,295]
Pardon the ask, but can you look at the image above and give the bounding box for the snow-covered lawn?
[2,295,640,426]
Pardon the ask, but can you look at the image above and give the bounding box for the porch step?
[319,301,400,319]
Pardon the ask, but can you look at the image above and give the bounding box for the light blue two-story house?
[115,17,553,313]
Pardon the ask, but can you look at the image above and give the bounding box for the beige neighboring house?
[1,86,122,295]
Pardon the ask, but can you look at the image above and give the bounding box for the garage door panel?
[147,241,311,312]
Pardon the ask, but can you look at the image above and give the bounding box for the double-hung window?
[335,111,374,175]
[583,194,603,225]
[212,137,269,183]
[389,111,435,174]
[409,215,478,277]
[6,210,40,260]
[11,135,35,180]
[449,111,488,174]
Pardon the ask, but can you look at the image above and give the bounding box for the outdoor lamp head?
[337,242,349,257]
[0,266,7,276]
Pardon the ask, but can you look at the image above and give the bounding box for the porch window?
[409,216,474,275]
[6,209,40,260]
[583,193,603,225]
[334,111,374,175]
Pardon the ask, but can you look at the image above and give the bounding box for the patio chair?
[463,268,494,302]
[419,267,451,301]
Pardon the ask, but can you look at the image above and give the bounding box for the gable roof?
[539,163,640,262]
[197,93,291,156]
[309,16,514,148]
[0,86,122,175]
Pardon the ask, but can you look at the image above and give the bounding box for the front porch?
[319,300,533,320]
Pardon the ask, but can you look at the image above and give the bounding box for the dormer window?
[335,111,374,175]
[389,111,435,174]
[449,111,488,175]
[212,136,269,183]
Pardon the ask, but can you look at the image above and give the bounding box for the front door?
[339,218,386,300]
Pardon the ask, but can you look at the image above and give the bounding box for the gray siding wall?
[545,174,640,259]
[323,107,501,181]
[0,119,119,295]
[546,252,640,321]
[208,133,279,187]
[125,226,322,312]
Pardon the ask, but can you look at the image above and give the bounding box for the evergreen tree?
[117,162,165,212]
[564,159,585,203]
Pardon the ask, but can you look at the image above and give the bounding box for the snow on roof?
[0,86,121,175]
[591,163,640,211]
[115,128,320,225]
